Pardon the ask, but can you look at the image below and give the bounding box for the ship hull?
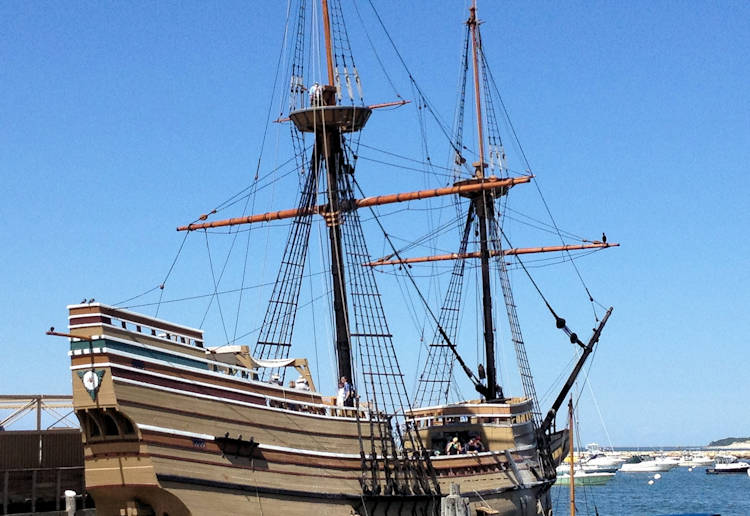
[85,474,554,516]
[67,304,560,516]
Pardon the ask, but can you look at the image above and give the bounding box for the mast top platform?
[289,105,372,134]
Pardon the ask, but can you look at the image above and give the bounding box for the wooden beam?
[364,242,619,266]
[46,330,91,340]
[177,175,531,232]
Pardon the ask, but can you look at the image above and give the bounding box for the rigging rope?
[365,0,464,160]
[351,0,401,99]
[202,231,231,344]
[352,176,485,393]
[154,230,190,317]
[482,55,602,319]
[493,220,591,349]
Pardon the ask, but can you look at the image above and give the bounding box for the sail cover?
[206,345,296,369]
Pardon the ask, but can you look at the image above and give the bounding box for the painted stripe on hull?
[71,338,210,370]
[72,356,332,412]
[154,473,549,505]
[119,398,365,441]
[135,428,532,477]
[156,473,441,503]
[113,375,361,422]
[115,368,266,406]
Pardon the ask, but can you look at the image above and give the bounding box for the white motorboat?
[619,455,676,472]
[580,443,625,473]
[655,454,681,467]
[706,454,750,474]
[582,452,625,473]
[678,452,713,467]
[555,470,615,486]
[555,437,616,485]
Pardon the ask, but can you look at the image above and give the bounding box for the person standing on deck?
[337,376,354,406]
[337,377,346,406]
[295,377,310,391]
[342,376,355,407]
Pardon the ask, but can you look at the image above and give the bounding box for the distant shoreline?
[575,446,750,456]
[581,438,750,450]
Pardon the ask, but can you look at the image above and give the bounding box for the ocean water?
[549,467,750,515]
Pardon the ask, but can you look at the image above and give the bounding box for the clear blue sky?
[1,1,748,446]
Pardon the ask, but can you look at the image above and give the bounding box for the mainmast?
[468,1,499,401]
[319,0,353,383]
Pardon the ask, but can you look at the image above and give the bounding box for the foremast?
[386,2,618,418]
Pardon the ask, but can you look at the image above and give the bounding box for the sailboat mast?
[569,397,575,516]
[468,1,498,400]
[318,0,353,383]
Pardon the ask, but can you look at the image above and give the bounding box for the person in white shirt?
[295,377,310,391]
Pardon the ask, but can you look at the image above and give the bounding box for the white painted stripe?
[68,348,103,357]
[257,442,359,458]
[138,423,370,459]
[411,412,516,422]
[138,424,215,441]
[138,422,537,462]
[411,401,516,411]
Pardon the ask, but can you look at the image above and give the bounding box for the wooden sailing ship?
[54,2,617,515]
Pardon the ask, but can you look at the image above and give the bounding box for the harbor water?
[550,466,750,515]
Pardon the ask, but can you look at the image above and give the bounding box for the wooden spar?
[569,397,575,516]
[364,242,620,266]
[321,0,335,87]
[366,99,411,110]
[540,307,613,435]
[46,330,91,340]
[177,175,531,231]
[469,1,485,178]
[353,176,529,208]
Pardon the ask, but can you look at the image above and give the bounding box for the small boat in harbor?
[554,470,615,486]
[678,452,713,467]
[554,460,615,487]
[619,455,676,472]
[579,443,625,473]
[655,454,681,468]
[705,454,750,474]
